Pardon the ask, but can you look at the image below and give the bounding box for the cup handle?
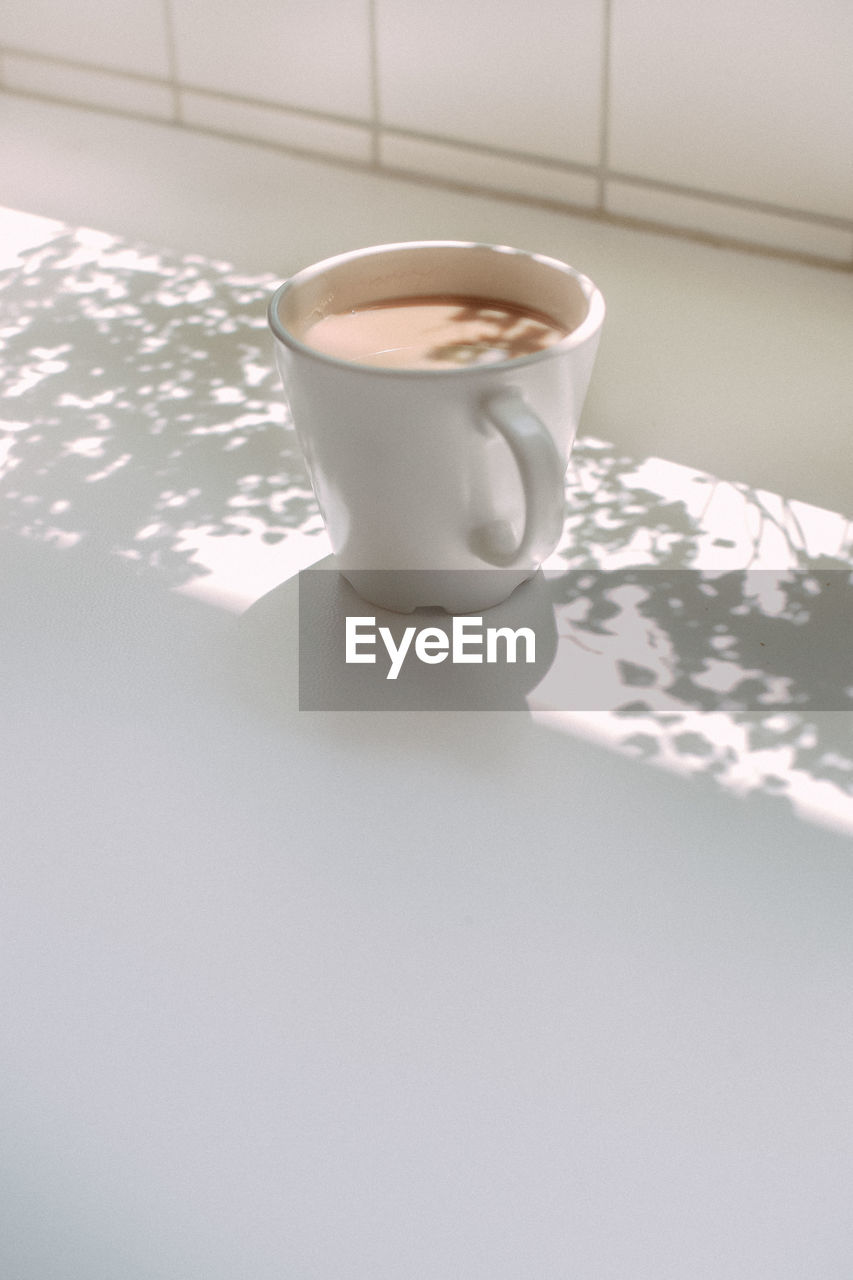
[470,387,566,568]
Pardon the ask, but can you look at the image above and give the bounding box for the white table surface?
[2,191,853,1279]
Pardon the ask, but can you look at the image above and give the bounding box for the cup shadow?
[240,558,559,712]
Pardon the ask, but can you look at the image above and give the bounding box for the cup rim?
[267,239,605,378]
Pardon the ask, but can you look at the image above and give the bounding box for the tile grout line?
[605,166,853,230]
[381,125,600,178]
[370,157,853,271]
[161,0,181,124]
[367,0,381,167]
[5,47,846,234]
[597,0,612,212]
[2,45,167,86]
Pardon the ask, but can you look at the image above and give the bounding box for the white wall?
[1,0,851,267]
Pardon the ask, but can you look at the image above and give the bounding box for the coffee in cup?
[302,294,571,370]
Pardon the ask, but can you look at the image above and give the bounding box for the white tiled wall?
[169,0,373,120]
[1,0,851,267]
[0,0,171,78]
[376,0,604,166]
[608,0,853,221]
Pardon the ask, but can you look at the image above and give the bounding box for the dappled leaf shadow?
[426,300,565,365]
[540,435,853,821]
[0,229,318,587]
[538,565,853,813]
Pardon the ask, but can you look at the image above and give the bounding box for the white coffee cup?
[268,241,604,613]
